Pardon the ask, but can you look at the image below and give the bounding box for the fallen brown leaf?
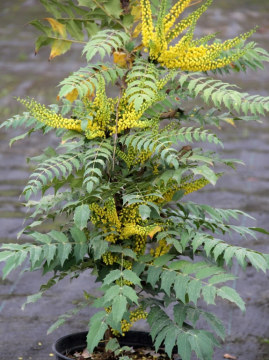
[223,353,237,359]
[82,349,92,358]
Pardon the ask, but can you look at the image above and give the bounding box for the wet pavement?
[0,1,269,359]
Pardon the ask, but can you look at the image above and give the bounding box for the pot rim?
[52,331,87,360]
[52,330,154,360]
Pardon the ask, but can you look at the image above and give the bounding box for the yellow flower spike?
[166,0,213,42]
[140,0,255,72]
[152,238,171,257]
[18,98,82,132]
[122,223,159,238]
[181,177,210,195]
[119,308,148,336]
[102,252,119,265]
[141,0,154,47]
[134,235,147,255]
[163,0,192,33]
[105,197,121,230]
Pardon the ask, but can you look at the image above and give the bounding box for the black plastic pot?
[52,330,155,360]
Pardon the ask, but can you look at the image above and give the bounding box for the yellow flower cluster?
[117,99,145,133]
[85,76,115,139]
[141,0,255,71]
[118,146,153,168]
[102,252,133,271]
[121,223,157,238]
[134,235,147,255]
[140,175,209,206]
[163,0,192,34]
[150,238,171,257]
[119,203,139,226]
[115,279,133,286]
[112,307,148,336]
[89,198,121,243]
[141,0,154,47]
[157,177,210,203]
[115,91,163,135]
[165,0,211,42]
[102,252,119,265]
[90,176,210,267]
[90,199,149,259]
[181,177,210,195]
[153,164,159,175]
[18,98,82,132]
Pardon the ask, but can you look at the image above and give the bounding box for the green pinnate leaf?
[217,286,245,311]
[58,242,72,266]
[92,239,108,260]
[70,226,87,243]
[122,285,138,304]
[153,254,174,267]
[29,246,43,268]
[112,294,127,323]
[87,311,108,353]
[103,285,120,303]
[164,326,177,358]
[21,292,43,311]
[0,251,13,263]
[202,285,217,305]
[202,312,226,340]
[174,275,189,303]
[122,269,141,286]
[74,205,90,230]
[189,330,214,360]
[173,304,187,327]
[208,273,237,285]
[103,269,121,285]
[246,251,268,273]
[177,332,191,360]
[49,230,68,243]
[43,244,57,266]
[139,204,151,220]
[147,266,162,288]
[161,270,176,296]
[187,279,202,305]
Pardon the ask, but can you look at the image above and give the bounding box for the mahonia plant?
[1,1,269,359]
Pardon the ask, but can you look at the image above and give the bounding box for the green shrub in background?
[1,1,269,359]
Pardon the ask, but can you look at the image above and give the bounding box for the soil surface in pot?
[66,346,174,360]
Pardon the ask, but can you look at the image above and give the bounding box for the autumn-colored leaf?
[65,88,79,103]
[131,2,141,21]
[113,51,134,68]
[49,39,72,60]
[85,80,95,100]
[132,22,142,38]
[113,51,129,68]
[148,225,162,239]
[223,118,236,127]
[45,18,66,37]
[133,43,144,53]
